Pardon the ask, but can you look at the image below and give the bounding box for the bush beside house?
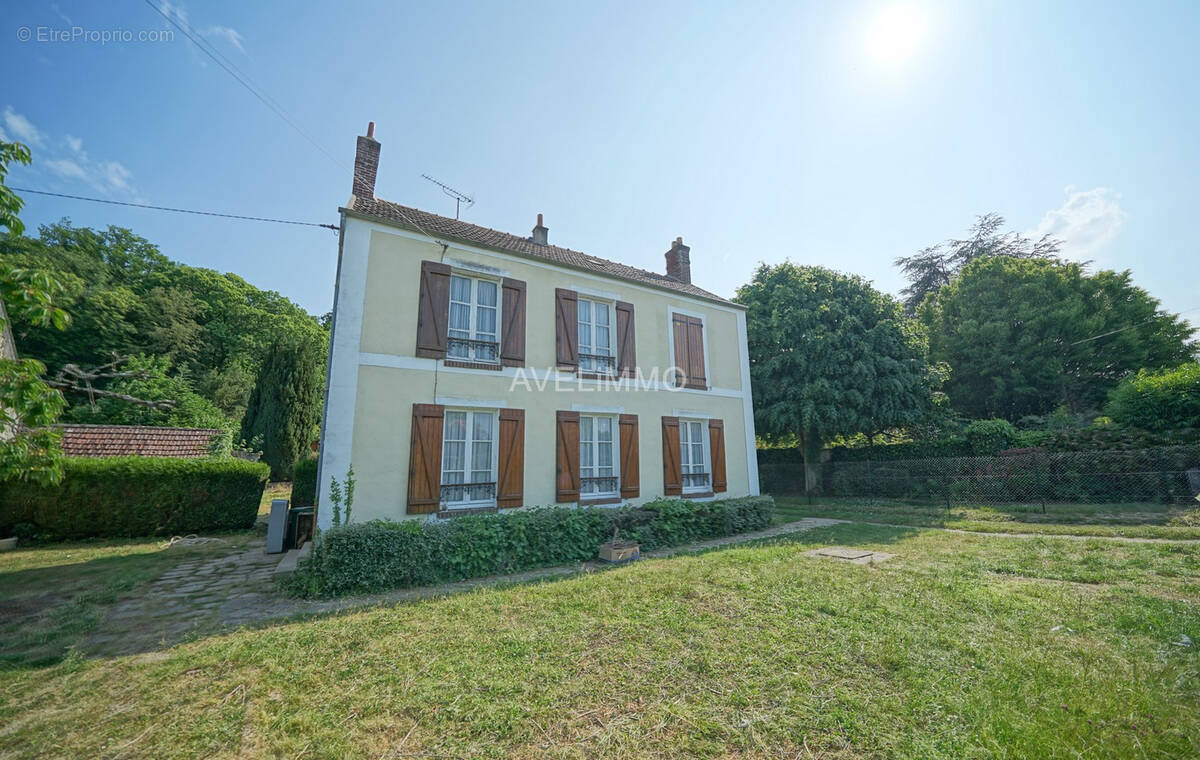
[0,456,270,540]
[291,455,319,506]
[284,495,775,597]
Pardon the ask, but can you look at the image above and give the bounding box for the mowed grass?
[1,524,1197,758]
[775,497,1200,539]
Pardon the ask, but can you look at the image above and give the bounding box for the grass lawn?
[775,497,1200,540]
[1,523,1197,758]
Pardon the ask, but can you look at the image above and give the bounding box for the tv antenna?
[421,174,475,219]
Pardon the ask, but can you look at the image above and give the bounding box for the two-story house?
[316,123,759,528]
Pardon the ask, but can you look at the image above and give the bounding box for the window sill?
[444,359,503,371]
[437,504,499,518]
[580,496,622,506]
[682,490,714,500]
[577,371,621,382]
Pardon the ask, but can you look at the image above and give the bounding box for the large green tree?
[1,220,327,425]
[736,263,935,492]
[895,213,1061,313]
[920,256,1196,419]
[240,335,325,480]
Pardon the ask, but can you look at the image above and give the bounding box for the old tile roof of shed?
[58,425,222,458]
[347,196,739,306]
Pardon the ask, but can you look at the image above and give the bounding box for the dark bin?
[286,506,316,551]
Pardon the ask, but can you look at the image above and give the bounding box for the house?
[316,123,758,527]
[57,425,223,458]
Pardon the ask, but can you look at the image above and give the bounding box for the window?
[441,409,497,507]
[448,275,499,364]
[580,414,619,497]
[578,298,616,376]
[679,419,710,492]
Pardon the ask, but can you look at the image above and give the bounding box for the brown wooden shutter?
[615,301,636,378]
[496,408,525,508]
[555,288,578,369]
[671,314,688,387]
[685,317,707,389]
[619,413,640,499]
[671,313,707,389]
[708,418,727,493]
[415,261,451,358]
[555,410,580,501]
[407,403,445,513]
[661,416,682,496]
[500,278,526,367]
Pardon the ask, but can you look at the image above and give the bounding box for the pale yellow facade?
[317,213,759,526]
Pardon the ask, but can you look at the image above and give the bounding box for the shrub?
[284,495,775,597]
[964,419,1018,455]
[292,455,319,506]
[0,456,269,540]
[1106,363,1200,432]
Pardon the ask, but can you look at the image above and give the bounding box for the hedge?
[819,445,1200,504]
[0,456,270,540]
[284,495,775,597]
[292,455,319,506]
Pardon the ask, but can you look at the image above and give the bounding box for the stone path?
[852,520,1200,544]
[81,517,845,657]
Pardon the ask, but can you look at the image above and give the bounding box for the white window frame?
[579,413,620,499]
[577,296,617,376]
[678,417,711,494]
[447,272,502,365]
[440,407,500,509]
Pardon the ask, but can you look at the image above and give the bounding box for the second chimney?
[531,213,548,245]
[665,237,691,284]
[352,121,380,200]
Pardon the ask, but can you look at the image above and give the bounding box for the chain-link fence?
[760,444,1200,505]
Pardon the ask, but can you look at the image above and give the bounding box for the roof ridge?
[346,197,738,307]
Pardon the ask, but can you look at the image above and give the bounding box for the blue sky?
[3,0,1198,326]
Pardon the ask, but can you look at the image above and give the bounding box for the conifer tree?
[240,335,324,480]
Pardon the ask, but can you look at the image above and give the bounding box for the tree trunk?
[799,430,823,496]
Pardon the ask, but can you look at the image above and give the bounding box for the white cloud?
[1032,186,1127,258]
[3,105,137,197]
[158,1,246,55]
[203,25,245,52]
[102,161,133,191]
[45,158,89,181]
[3,107,44,147]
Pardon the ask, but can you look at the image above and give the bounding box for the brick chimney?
[531,213,548,245]
[665,237,691,284]
[352,121,380,200]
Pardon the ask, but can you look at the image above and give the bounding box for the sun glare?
[862,2,931,71]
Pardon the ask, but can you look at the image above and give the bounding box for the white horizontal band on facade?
[673,408,714,419]
[357,352,747,399]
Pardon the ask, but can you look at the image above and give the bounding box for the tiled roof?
[57,425,222,458]
[347,196,739,306]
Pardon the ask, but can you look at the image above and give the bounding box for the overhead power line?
[14,188,338,231]
[1068,305,1200,346]
[143,0,447,248]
